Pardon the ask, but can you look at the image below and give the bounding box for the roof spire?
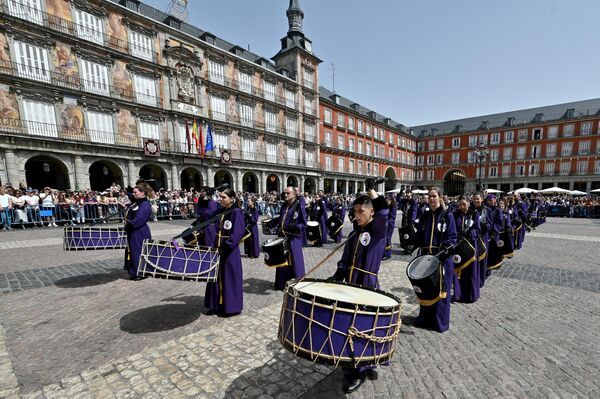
[287,0,304,35]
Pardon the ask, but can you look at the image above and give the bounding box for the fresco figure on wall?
[60,104,85,139]
[117,110,138,146]
[0,89,19,122]
[113,61,133,100]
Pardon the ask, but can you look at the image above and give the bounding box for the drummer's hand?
[368,189,378,199]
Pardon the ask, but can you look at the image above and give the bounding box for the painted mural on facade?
[59,103,85,139]
[107,13,128,51]
[0,33,10,64]
[116,109,138,146]
[113,60,133,100]
[54,43,79,85]
[0,88,19,122]
[46,0,72,21]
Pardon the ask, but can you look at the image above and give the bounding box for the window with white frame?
[139,120,159,140]
[213,130,229,156]
[579,140,591,155]
[559,161,571,175]
[417,142,424,151]
[517,146,527,160]
[563,124,574,137]
[129,30,153,61]
[7,0,43,25]
[452,137,461,148]
[436,138,444,150]
[285,89,295,109]
[79,59,109,95]
[357,161,363,174]
[358,120,364,134]
[595,160,600,174]
[325,130,332,147]
[358,141,363,154]
[544,163,554,176]
[366,143,371,156]
[305,150,315,167]
[427,170,434,181]
[373,127,378,140]
[133,74,157,106]
[303,68,314,88]
[428,139,435,151]
[348,159,355,174]
[531,145,541,159]
[242,138,255,160]
[238,103,253,127]
[427,155,434,165]
[547,125,558,138]
[373,163,378,176]
[417,155,424,166]
[238,70,252,94]
[263,81,275,102]
[518,129,528,141]
[581,121,592,135]
[208,60,225,84]
[22,99,58,138]
[416,170,423,180]
[304,122,316,141]
[489,166,498,178]
[210,95,226,121]
[325,155,332,171]
[399,137,403,147]
[504,130,514,143]
[597,140,600,154]
[515,165,525,177]
[529,164,539,176]
[338,157,344,173]
[323,108,332,124]
[490,149,498,161]
[348,137,354,152]
[366,124,372,137]
[502,165,511,177]
[546,143,556,157]
[390,149,394,161]
[561,142,573,156]
[304,98,314,115]
[490,132,500,144]
[87,110,114,144]
[451,152,460,164]
[467,152,476,163]
[533,128,543,140]
[374,144,379,157]
[479,133,488,145]
[576,160,588,174]
[348,116,354,131]
[265,110,277,133]
[338,135,345,150]
[13,41,50,83]
[266,142,277,163]
[74,8,104,45]
[285,116,298,137]
[177,122,191,152]
[337,113,345,127]
[366,162,371,174]
[468,135,478,146]
[436,154,443,165]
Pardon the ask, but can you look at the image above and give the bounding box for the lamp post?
[470,142,489,192]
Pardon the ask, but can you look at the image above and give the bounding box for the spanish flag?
[192,118,199,152]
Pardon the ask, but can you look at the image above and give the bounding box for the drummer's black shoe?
[366,369,378,381]
[343,372,366,394]
[130,276,146,281]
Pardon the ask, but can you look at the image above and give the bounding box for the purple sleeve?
[443,212,458,247]
[129,202,152,229]
[223,209,245,249]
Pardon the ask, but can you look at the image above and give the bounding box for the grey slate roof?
[319,86,409,133]
[110,0,279,72]
[411,97,600,137]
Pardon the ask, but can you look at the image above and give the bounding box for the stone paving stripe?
[527,232,600,243]
[0,324,20,399]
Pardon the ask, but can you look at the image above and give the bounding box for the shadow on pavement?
[54,270,128,288]
[119,295,204,333]
[243,277,274,296]
[297,368,347,399]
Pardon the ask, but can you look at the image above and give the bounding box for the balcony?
[1,1,160,63]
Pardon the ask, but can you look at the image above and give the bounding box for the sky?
[142,0,600,127]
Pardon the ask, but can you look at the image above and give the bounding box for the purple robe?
[299,196,309,247]
[452,210,480,303]
[486,206,505,270]
[508,205,523,250]
[274,199,306,290]
[414,207,457,333]
[398,197,417,226]
[383,206,396,258]
[204,207,245,315]
[517,200,528,246]
[243,206,260,258]
[310,199,328,245]
[124,199,152,277]
[473,205,493,288]
[196,199,218,247]
[331,203,346,243]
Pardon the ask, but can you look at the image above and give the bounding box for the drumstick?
[300,231,357,280]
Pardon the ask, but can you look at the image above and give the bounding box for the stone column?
[333,178,338,194]
[300,176,305,193]
[171,163,179,190]
[127,160,136,187]
[261,170,267,193]
[207,166,213,187]
[3,149,19,187]
[236,169,243,192]
[73,155,87,190]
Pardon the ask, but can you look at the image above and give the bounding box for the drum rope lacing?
[139,242,219,277]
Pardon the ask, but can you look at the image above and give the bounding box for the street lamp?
[470,142,489,192]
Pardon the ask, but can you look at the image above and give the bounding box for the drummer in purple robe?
[243,197,260,258]
[204,188,245,317]
[451,195,480,303]
[331,197,346,243]
[484,194,504,272]
[274,187,306,290]
[382,195,397,260]
[329,188,388,393]
[124,182,154,280]
[195,187,218,247]
[470,192,492,288]
[296,188,309,247]
[413,187,457,333]
[517,194,529,244]
[310,194,328,246]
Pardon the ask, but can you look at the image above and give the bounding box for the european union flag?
[205,123,214,152]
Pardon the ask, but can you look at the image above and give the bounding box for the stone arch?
[266,173,280,193]
[384,167,397,192]
[242,171,259,193]
[24,155,71,190]
[286,175,299,189]
[214,169,233,189]
[139,163,168,191]
[88,160,124,192]
[443,169,466,196]
[180,167,203,191]
[303,177,316,194]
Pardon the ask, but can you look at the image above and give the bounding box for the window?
[366,124,372,137]
[388,132,393,144]
[547,125,558,138]
[303,68,314,88]
[22,99,57,138]
[285,116,298,138]
[285,90,296,109]
[560,161,571,175]
[338,157,344,173]
[561,142,573,156]
[213,131,229,156]
[468,152,476,163]
[304,122,316,141]
[563,124,574,137]
[517,146,527,160]
[504,130,514,143]
[266,142,277,163]
[502,165,511,177]
[129,30,153,61]
[417,142,424,151]
[348,116,354,131]
[427,155,434,165]
[468,135,477,146]
[305,150,315,167]
[325,155,332,171]
[518,129,528,141]
[208,60,225,84]
[533,128,543,140]
[436,154,443,165]
[7,0,43,24]
[348,137,355,152]
[503,148,513,161]
[389,149,394,161]
[238,71,252,94]
[349,159,355,174]
[74,8,104,44]
[358,141,363,154]
[544,163,554,176]
[139,120,159,140]
[490,132,500,144]
[531,145,541,159]
[358,120,364,134]
[436,138,444,150]
[479,134,488,145]
[515,165,525,177]
[428,140,435,151]
[238,103,253,127]
[323,108,332,124]
[451,137,460,148]
[373,127,378,140]
[338,135,345,150]
[337,113,345,128]
[417,155,424,166]
[357,161,363,174]
[416,171,423,180]
[366,143,371,156]
[529,164,539,176]
[489,166,498,178]
[490,149,499,161]
[374,144,378,157]
[304,98,314,116]
[13,41,50,83]
[579,140,591,155]
[210,95,226,121]
[87,111,114,144]
[427,170,434,181]
[265,110,277,133]
[595,160,600,174]
[325,131,332,147]
[576,160,588,175]
[366,163,371,174]
[581,122,592,136]
[263,81,275,102]
[451,152,460,164]
[133,74,157,106]
[79,59,109,95]
[242,138,255,160]
[597,139,600,154]
[287,146,298,165]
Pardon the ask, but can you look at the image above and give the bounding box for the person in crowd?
[195,187,218,247]
[0,186,13,230]
[204,188,245,317]
[486,195,507,271]
[398,189,418,254]
[39,187,57,227]
[382,195,397,260]
[310,193,327,246]
[471,192,492,287]
[328,188,388,393]
[11,190,28,227]
[243,197,260,258]
[413,187,457,333]
[124,182,154,280]
[451,195,480,303]
[274,187,306,290]
[330,196,346,244]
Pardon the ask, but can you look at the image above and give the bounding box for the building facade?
[412,99,600,195]
[318,86,416,193]
[0,0,324,193]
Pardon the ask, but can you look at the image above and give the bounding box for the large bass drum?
[262,238,289,268]
[406,255,446,306]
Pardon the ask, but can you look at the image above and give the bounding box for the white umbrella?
[539,187,572,195]
[591,188,600,193]
[411,189,428,194]
[512,187,538,194]
[485,189,504,194]
[570,190,588,196]
[385,188,402,194]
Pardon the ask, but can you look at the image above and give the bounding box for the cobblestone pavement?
[0,217,598,398]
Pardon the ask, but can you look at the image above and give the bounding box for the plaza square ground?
[0,217,599,398]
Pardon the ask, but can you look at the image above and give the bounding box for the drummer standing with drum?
[329,188,388,393]
[124,182,154,280]
[413,187,457,333]
[451,195,480,303]
[195,187,218,247]
[331,197,346,243]
[382,195,397,260]
[243,198,260,258]
[274,187,306,290]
